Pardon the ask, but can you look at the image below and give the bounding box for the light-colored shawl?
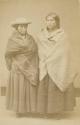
[37,28,75,91]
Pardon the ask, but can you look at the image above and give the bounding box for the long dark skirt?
[37,74,76,114]
[6,71,37,114]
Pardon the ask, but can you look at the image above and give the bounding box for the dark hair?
[45,12,60,29]
[13,24,19,30]
[13,24,28,30]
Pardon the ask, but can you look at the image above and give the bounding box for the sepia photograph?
[0,0,80,125]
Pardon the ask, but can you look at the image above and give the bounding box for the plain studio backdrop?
[0,0,80,88]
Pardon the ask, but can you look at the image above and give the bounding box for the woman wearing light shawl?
[37,13,76,117]
[5,18,39,117]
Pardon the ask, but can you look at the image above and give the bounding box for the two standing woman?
[5,13,75,117]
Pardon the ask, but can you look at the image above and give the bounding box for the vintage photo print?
[0,0,80,125]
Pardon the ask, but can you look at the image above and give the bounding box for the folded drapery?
[5,31,39,86]
[37,28,75,91]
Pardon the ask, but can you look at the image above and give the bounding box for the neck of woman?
[47,27,58,33]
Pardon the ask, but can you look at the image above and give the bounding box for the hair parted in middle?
[45,12,60,28]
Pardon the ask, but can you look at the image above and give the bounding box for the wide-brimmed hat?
[11,17,31,27]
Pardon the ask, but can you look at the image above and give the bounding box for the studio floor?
[0,96,80,125]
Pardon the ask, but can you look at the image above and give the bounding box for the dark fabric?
[37,74,76,114]
[6,72,38,113]
[5,31,39,86]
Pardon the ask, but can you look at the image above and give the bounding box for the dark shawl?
[5,31,39,86]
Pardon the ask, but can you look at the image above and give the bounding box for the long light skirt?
[37,74,76,114]
[6,71,37,114]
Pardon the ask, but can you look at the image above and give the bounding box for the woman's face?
[46,16,57,30]
[17,24,28,35]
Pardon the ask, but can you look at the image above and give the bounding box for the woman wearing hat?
[5,18,39,117]
[37,13,76,117]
